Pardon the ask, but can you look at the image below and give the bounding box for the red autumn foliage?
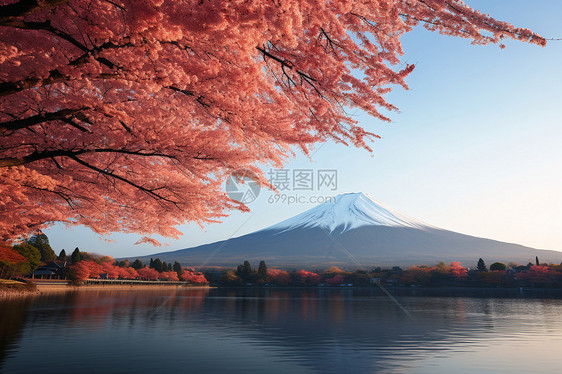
[67,258,206,283]
[159,271,179,281]
[267,269,291,285]
[69,259,146,281]
[137,267,160,281]
[0,0,545,241]
[296,270,322,285]
[87,261,104,279]
[0,242,28,278]
[516,265,561,284]
[0,243,26,264]
[400,262,467,285]
[450,262,468,278]
[180,270,208,284]
[325,274,345,285]
[117,266,133,279]
[71,261,90,279]
[124,267,139,279]
[101,262,119,279]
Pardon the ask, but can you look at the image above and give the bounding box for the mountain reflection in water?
[1,288,562,373]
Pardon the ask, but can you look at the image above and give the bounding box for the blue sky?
[46,0,562,259]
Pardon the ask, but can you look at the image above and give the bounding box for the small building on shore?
[32,261,67,279]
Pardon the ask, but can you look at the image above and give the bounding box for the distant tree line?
[209,258,562,289]
[146,257,184,277]
[67,255,206,285]
[0,231,112,279]
[0,232,208,285]
[2,235,561,290]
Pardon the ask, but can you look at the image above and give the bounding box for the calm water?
[1,288,562,373]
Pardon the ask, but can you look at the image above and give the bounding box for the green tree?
[153,258,163,273]
[236,264,243,276]
[477,258,487,272]
[162,261,168,273]
[79,251,94,262]
[173,261,183,277]
[131,259,144,270]
[490,262,507,271]
[257,260,268,281]
[115,260,129,267]
[219,270,243,286]
[241,261,253,282]
[350,271,371,287]
[71,247,81,264]
[536,256,540,266]
[13,243,41,274]
[26,233,56,262]
[434,262,449,274]
[58,249,67,261]
[149,258,155,268]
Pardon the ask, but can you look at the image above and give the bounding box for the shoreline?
[0,281,212,299]
[0,288,41,298]
[3,282,562,299]
[36,283,212,293]
[228,285,562,296]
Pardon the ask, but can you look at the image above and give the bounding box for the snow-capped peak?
[266,192,433,234]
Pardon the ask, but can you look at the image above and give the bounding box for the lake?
[1,288,562,373]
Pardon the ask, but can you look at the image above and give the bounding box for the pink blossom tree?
[0,0,545,242]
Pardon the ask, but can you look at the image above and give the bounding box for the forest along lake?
[1,288,562,374]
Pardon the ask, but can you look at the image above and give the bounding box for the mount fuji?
[131,193,562,269]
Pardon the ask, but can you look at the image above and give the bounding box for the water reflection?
[0,297,32,368]
[1,288,562,373]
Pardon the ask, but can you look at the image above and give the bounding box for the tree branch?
[0,147,190,168]
[68,154,181,206]
[0,108,89,133]
[167,86,210,108]
[256,45,317,83]
[0,0,68,26]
